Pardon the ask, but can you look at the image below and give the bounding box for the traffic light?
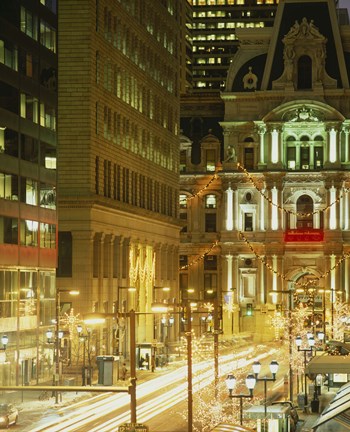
[246,303,253,316]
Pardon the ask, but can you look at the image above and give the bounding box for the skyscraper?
[0,0,58,386]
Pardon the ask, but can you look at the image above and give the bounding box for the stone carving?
[283,106,324,122]
[243,66,258,90]
[284,18,325,40]
[225,145,236,162]
[272,17,336,90]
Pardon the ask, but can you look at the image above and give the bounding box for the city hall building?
[180,0,350,340]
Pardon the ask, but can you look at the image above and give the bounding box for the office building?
[0,0,58,385]
[57,0,183,363]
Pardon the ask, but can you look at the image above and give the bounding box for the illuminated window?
[40,223,56,248]
[206,149,216,171]
[296,195,313,229]
[21,7,38,40]
[180,194,187,208]
[20,219,38,246]
[40,21,56,53]
[205,194,216,209]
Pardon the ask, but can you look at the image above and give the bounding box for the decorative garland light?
[179,240,219,271]
[237,162,346,218]
[238,231,350,288]
[180,172,219,206]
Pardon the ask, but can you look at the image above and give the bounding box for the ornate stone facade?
[180,0,350,342]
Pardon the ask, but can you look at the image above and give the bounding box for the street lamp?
[52,289,79,404]
[295,334,315,410]
[76,325,91,385]
[226,373,256,425]
[0,335,8,350]
[252,360,279,432]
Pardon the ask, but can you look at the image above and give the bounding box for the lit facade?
[57,0,182,362]
[180,0,350,341]
[0,0,58,385]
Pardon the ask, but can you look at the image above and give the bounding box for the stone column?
[225,184,234,231]
[233,187,239,231]
[257,123,266,168]
[343,126,350,163]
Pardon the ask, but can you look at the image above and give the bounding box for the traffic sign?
[118,423,149,432]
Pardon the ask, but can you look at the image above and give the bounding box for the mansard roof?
[225,0,350,93]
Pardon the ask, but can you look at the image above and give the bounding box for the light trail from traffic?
[30,346,279,432]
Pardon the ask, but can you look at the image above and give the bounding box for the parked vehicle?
[0,404,18,428]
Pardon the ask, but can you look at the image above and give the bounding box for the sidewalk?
[297,410,318,431]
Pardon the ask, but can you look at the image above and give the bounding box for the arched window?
[297,56,312,89]
[205,194,216,208]
[297,194,313,228]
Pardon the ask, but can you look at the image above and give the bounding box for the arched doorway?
[296,195,313,228]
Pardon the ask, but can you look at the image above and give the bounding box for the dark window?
[204,255,217,270]
[0,216,18,244]
[244,213,253,231]
[0,82,19,114]
[244,148,254,170]
[297,55,312,89]
[21,135,39,162]
[205,213,216,232]
[95,156,99,194]
[57,231,72,277]
[301,147,310,169]
[2,129,18,157]
[180,212,187,232]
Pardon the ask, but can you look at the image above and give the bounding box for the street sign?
[118,423,149,432]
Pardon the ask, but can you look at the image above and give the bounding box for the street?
[4,342,289,432]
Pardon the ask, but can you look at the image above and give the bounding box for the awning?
[210,424,254,432]
[305,355,350,375]
[313,382,350,430]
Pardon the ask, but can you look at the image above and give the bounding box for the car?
[0,404,18,428]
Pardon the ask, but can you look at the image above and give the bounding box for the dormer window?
[206,149,216,172]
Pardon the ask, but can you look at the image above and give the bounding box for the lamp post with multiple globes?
[225,373,256,425]
[252,360,279,432]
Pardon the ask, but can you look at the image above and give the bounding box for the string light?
[179,240,219,270]
[237,162,347,218]
[238,231,350,288]
[180,172,219,206]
